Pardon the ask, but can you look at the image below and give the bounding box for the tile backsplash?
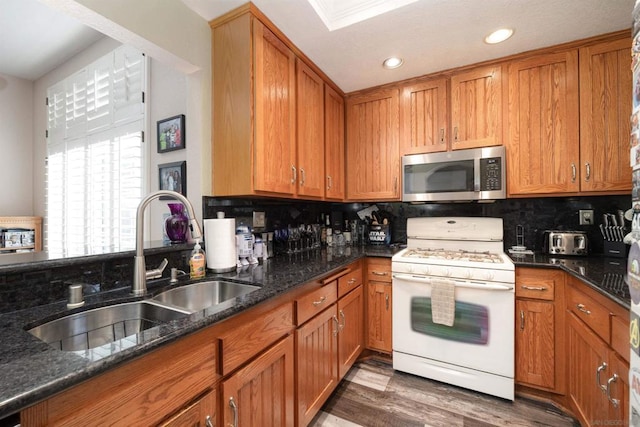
[204,195,631,254]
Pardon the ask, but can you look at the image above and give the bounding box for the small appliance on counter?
[542,230,588,256]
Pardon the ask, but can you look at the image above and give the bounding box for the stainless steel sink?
[152,280,260,313]
[27,301,190,352]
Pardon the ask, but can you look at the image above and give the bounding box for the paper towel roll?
[204,218,237,272]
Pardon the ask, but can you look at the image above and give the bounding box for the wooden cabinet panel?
[506,51,580,195]
[366,257,392,283]
[450,64,503,150]
[295,306,339,426]
[222,335,295,427]
[324,85,346,200]
[608,352,630,426]
[346,89,400,200]
[159,389,217,427]
[567,285,611,343]
[253,19,297,195]
[21,328,217,427]
[338,285,364,378]
[400,78,448,154]
[515,268,559,301]
[515,299,555,389]
[337,262,362,297]
[296,59,325,198]
[219,302,294,375]
[579,37,632,193]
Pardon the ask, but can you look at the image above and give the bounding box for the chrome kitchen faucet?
[133,190,202,296]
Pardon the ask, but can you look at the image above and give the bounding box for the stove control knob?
[484,271,495,280]
[406,265,414,273]
[444,268,452,277]
[464,270,473,279]
[421,265,430,275]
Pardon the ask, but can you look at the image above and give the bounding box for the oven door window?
[404,160,474,194]
[410,297,489,344]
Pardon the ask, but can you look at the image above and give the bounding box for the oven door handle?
[392,274,513,291]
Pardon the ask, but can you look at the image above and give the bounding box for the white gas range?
[392,217,515,400]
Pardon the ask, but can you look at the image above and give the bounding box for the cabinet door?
[296,59,325,198]
[296,306,339,427]
[608,352,629,426]
[400,78,448,154]
[506,51,580,195]
[222,335,295,427]
[579,38,632,193]
[567,312,610,427]
[324,85,345,200]
[159,389,217,427]
[338,285,364,378]
[515,299,555,389]
[450,64,503,150]
[253,19,296,196]
[346,88,400,200]
[366,281,392,353]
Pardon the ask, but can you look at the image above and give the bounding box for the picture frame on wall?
[158,161,186,199]
[157,114,185,153]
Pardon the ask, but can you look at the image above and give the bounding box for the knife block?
[604,241,629,258]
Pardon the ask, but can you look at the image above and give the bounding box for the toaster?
[542,230,588,256]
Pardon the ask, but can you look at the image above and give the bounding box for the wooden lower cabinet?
[337,285,364,378]
[514,267,565,393]
[159,389,217,427]
[222,335,295,427]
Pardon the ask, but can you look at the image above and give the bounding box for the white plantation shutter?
[46,46,146,257]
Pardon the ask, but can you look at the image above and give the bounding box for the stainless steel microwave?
[402,146,506,202]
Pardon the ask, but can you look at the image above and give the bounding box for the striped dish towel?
[431,280,455,326]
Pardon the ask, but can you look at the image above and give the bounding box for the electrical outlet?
[253,211,266,228]
[579,209,594,225]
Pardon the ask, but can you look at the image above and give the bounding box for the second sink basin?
[27,301,190,352]
[152,280,260,313]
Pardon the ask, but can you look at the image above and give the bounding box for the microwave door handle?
[474,157,481,192]
[392,274,513,291]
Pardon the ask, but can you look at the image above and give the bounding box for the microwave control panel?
[479,157,502,191]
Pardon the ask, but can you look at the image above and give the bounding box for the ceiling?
[1,0,635,91]
[183,0,635,92]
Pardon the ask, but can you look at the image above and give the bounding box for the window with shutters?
[46,45,146,257]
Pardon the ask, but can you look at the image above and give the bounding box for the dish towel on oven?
[431,280,455,326]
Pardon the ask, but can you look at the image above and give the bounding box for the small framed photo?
[158,161,186,198]
[157,114,185,153]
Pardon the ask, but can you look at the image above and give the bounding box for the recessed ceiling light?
[484,28,514,44]
[383,57,404,69]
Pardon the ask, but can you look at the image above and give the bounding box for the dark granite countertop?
[0,245,401,419]
[508,252,629,309]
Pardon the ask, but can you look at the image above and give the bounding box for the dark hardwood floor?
[310,359,579,427]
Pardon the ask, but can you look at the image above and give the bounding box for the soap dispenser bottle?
[189,239,206,279]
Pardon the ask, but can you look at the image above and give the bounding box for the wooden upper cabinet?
[400,78,448,154]
[324,85,346,200]
[506,51,580,195]
[253,19,297,196]
[346,88,400,200]
[579,37,632,193]
[450,64,503,150]
[296,59,325,198]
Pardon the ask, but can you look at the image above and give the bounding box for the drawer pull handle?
[576,303,591,315]
[596,362,608,394]
[312,296,327,306]
[339,310,346,331]
[348,278,357,284]
[229,396,238,427]
[606,374,620,407]
[332,315,340,336]
[205,415,214,427]
[385,293,390,310]
[520,310,525,331]
[521,286,547,291]
[571,163,577,182]
[372,271,388,276]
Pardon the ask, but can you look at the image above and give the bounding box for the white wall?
[0,74,33,215]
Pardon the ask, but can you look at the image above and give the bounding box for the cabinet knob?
[327,175,332,190]
[291,165,297,184]
[300,168,306,186]
[584,162,591,182]
[571,163,576,183]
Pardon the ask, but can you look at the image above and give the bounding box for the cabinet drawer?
[219,302,294,375]
[515,268,561,301]
[367,258,391,283]
[296,282,338,325]
[612,314,630,363]
[567,286,610,343]
[338,266,363,297]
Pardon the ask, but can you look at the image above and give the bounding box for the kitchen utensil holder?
[604,241,629,258]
